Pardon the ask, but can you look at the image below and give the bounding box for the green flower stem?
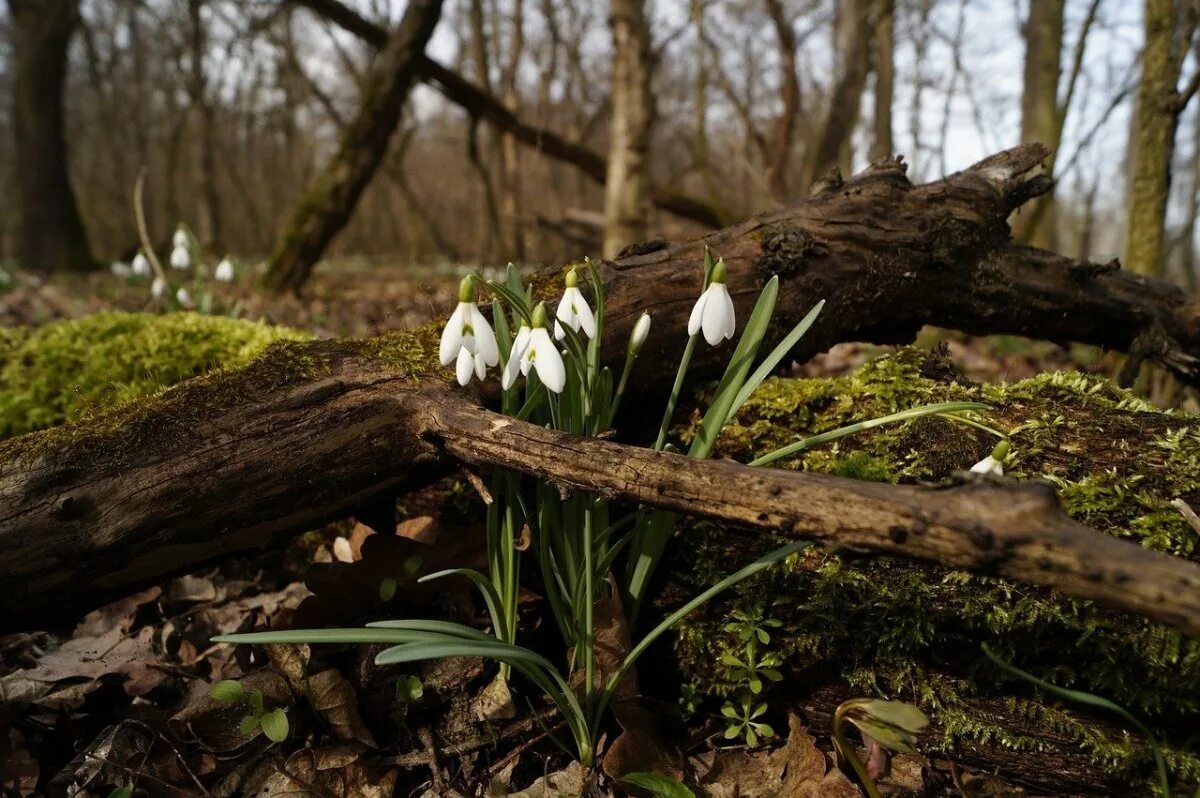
[654,334,698,451]
[833,703,883,798]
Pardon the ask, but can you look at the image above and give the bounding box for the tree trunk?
[802,0,872,188]
[188,0,223,252]
[764,0,801,201]
[602,0,655,258]
[7,0,94,273]
[262,0,443,294]
[1014,0,1064,250]
[1124,0,1197,276]
[4,145,1200,632]
[869,0,895,162]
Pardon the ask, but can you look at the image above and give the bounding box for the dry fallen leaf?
[507,761,588,797]
[307,668,379,748]
[254,745,397,798]
[779,714,860,798]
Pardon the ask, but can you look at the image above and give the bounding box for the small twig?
[387,707,560,768]
[133,169,168,283]
[1172,498,1200,536]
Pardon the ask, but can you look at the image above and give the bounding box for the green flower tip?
[457,274,476,303]
[565,266,580,288]
[531,301,549,328]
[991,439,1011,461]
[711,257,728,284]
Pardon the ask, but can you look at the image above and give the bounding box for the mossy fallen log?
[669,348,1200,795]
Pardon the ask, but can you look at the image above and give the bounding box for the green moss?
[0,315,445,470]
[673,348,1200,791]
[0,312,311,437]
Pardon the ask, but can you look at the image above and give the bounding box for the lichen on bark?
[670,347,1200,791]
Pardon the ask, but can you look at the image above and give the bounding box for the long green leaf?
[597,540,809,736]
[749,402,990,467]
[727,300,824,422]
[416,569,508,641]
[981,644,1170,797]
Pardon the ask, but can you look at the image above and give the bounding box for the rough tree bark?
[602,0,655,258]
[262,0,443,294]
[3,145,1200,634]
[869,0,895,162]
[1125,0,1199,276]
[7,0,94,273]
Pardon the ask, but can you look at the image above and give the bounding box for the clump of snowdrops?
[110,222,240,313]
[217,252,987,766]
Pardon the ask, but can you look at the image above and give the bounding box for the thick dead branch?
[3,145,1200,630]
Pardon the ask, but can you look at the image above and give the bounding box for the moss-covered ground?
[671,347,1200,792]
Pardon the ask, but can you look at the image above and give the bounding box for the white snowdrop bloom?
[176,287,193,306]
[151,276,167,298]
[131,252,151,276]
[332,536,354,563]
[110,261,132,278]
[969,440,1010,477]
[502,325,532,390]
[439,275,499,385]
[629,312,651,355]
[214,258,235,282]
[173,226,189,249]
[519,304,566,393]
[553,267,596,340]
[170,244,191,270]
[687,257,736,346]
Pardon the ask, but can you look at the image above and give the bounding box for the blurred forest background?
[1,0,1199,301]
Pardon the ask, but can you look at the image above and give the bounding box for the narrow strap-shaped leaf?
[417,568,508,641]
[749,401,990,467]
[727,300,825,422]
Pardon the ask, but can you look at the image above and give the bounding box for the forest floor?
[0,261,1185,797]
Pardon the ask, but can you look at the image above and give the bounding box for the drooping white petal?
[176,287,192,306]
[529,328,565,393]
[470,305,499,366]
[151,276,166,298]
[502,326,531,389]
[687,290,709,336]
[170,245,190,270]
[719,283,736,339]
[701,283,734,345]
[439,304,467,366]
[969,456,1003,477]
[474,351,487,380]
[574,294,597,338]
[214,259,234,282]
[456,346,475,386]
[131,253,151,276]
[172,227,189,249]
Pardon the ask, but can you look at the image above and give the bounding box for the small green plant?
[619,771,695,797]
[394,675,424,703]
[720,696,774,747]
[832,698,928,798]
[210,679,289,743]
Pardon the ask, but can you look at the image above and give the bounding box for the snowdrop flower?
[518,303,566,393]
[969,440,1010,477]
[553,267,596,340]
[110,261,132,278]
[173,225,189,249]
[170,244,191,270]
[214,258,235,282]
[628,312,651,355]
[151,276,167,298]
[502,324,532,390]
[332,536,354,563]
[687,257,736,346]
[131,252,151,276]
[439,275,499,386]
[176,287,193,307]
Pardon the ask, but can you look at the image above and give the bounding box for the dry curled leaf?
[254,745,397,798]
[307,668,378,747]
[779,714,859,798]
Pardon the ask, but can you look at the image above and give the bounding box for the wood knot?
[755,225,823,279]
[616,238,669,259]
[54,493,87,519]
[1067,257,1121,280]
[888,526,909,544]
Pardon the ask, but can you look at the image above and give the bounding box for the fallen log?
[3,146,1200,633]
